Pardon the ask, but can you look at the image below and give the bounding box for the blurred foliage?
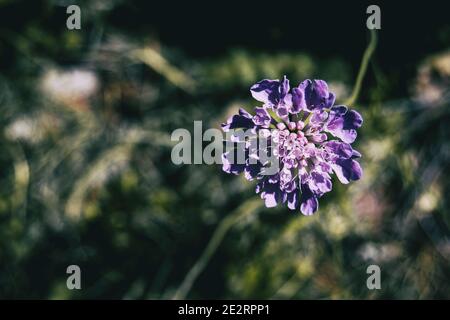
[0,0,449,299]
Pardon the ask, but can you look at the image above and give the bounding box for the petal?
[352,149,362,158]
[221,108,255,132]
[222,152,245,175]
[291,86,306,113]
[250,79,280,105]
[326,92,336,109]
[250,76,290,107]
[244,160,262,181]
[282,177,297,193]
[324,140,353,159]
[252,107,272,128]
[255,180,264,194]
[304,79,335,111]
[331,159,363,184]
[326,106,363,144]
[344,110,363,129]
[280,75,290,98]
[276,104,289,119]
[239,107,253,118]
[312,80,328,94]
[287,189,299,210]
[328,105,348,118]
[256,175,288,208]
[310,110,328,125]
[309,171,332,195]
[263,192,278,208]
[260,182,283,208]
[300,183,319,215]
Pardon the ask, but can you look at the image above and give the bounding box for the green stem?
[172,199,262,299]
[268,109,287,125]
[303,112,314,126]
[344,29,378,106]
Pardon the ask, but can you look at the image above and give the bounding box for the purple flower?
[221,76,363,215]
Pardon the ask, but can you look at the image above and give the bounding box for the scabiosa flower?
[221,76,363,215]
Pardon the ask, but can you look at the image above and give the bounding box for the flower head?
[221,76,363,215]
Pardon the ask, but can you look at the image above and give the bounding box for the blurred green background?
[0,0,449,299]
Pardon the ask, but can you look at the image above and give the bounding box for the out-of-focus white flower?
[418,191,439,213]
[358,242,402,263]
[414,51,450,106]
[5,113,62,144]
[41,68,99,110]
[5,118,35,141]
[415,183,441,216]
[364,139,394,162]
[328,81,349,101]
